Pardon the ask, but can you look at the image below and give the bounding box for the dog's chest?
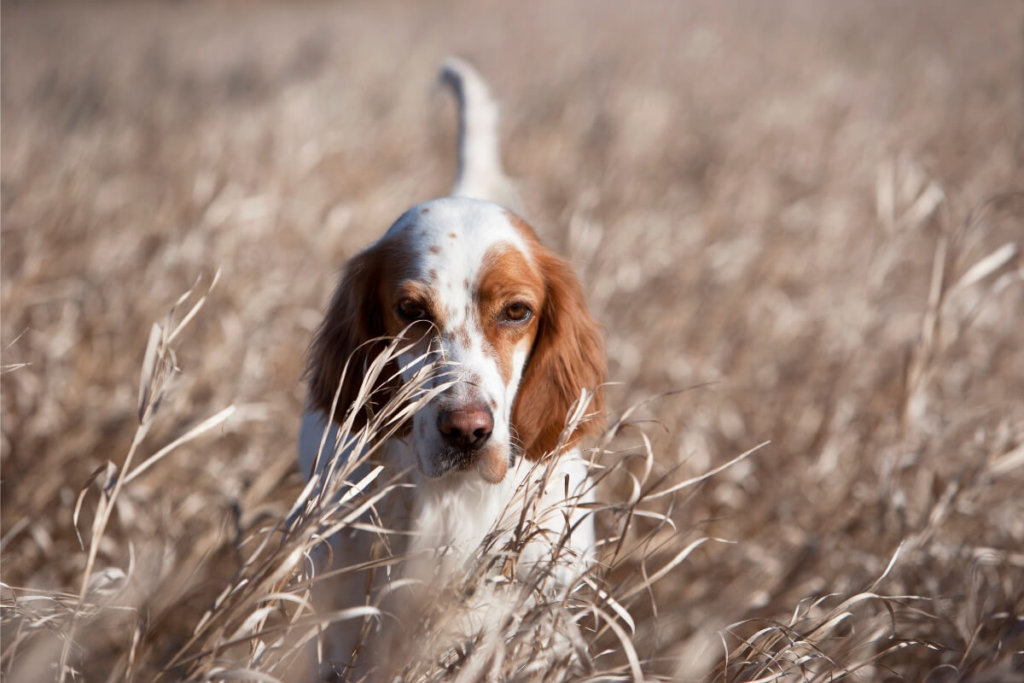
[408,465,520,559]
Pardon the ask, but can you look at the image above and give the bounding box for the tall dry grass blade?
[951,242,1018,292]
[124,405,236,484]
[866,541,904,594]
[590,605,644,682]
[200,669,282,682]
[986,443,1024,477]
[645,441,770,501]
[166,270,221,344]
[619,537,715,602]
[137,323,162,424]
[54,280,215,682]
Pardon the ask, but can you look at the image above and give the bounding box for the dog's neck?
[387,435,595,584]
[390,436,524,561]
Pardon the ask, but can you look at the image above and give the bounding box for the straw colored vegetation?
[2,1,1022,680]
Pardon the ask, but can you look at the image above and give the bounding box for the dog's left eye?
[396,298,429,321]
[501,302,533,323]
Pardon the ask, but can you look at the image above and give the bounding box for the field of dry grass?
[3,1,1023,680]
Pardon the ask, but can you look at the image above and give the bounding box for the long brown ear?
[512,248,605,460]
[306,246,396,431]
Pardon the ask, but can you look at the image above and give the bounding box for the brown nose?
[437,405,494,451]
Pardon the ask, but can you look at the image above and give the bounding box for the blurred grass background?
[3,0,1023,679]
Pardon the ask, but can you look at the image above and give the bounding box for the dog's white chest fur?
[392,437,596,573]
[299,411,596,574]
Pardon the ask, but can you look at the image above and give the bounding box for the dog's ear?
[307,246,397,431]
[512,248,605,460]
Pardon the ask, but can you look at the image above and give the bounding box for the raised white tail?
[440,57,522,213]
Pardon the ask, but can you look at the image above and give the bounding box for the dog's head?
[308,197,604,483]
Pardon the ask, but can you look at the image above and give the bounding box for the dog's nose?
[437,405,493,451]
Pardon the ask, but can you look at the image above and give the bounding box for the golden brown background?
[3,1,1023,679]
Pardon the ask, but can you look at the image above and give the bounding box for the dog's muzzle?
[430,403,508,483]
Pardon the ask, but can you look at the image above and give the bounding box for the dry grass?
[3,1,1024,680]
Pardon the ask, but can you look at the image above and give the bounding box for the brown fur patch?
[476,448,509,483]
[501,211,606,460]
[504,209,543,247]
[475,244,545,384]
[307,237,417,431]
[307,235,452,434]
[454,324,471,349]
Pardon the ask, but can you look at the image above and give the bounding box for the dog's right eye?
[396,298,428,321]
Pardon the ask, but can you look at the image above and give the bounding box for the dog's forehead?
[385,198,533,281]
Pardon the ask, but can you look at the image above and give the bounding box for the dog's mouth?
[438,445,473,473]
[426,444,513,484]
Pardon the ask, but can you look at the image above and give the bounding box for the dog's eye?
[501,302,532,323]
[396,299,428,321]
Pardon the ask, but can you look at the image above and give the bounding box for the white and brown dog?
[298,58,604,677]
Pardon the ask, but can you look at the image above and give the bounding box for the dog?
[297,57,605,678]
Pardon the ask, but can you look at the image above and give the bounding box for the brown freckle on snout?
[420,207,430,214]
[449,232,457,239]
[429,245,440,254]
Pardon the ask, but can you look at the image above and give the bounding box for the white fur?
[441,57,523,213]
[297,59,597,677]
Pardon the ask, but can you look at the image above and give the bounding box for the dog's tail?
[440,57,523,213]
